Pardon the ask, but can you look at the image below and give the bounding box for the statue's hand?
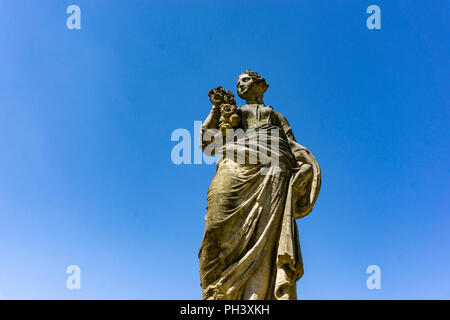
[211,104,220,113]
[295,150,315,168]
[292,164,313,196]
[291,149,321,219]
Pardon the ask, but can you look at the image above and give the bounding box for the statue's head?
[236,70,269,103]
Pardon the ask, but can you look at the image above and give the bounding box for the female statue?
[198,70,321,300]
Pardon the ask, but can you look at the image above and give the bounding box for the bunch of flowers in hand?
[208,86,240,135]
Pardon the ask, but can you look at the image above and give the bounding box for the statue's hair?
[238,70,269,93]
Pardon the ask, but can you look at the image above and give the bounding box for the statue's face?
[237,73,257,99]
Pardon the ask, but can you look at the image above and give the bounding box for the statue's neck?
[245,97,264,104]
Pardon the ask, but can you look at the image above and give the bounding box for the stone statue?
[198,70,321,300]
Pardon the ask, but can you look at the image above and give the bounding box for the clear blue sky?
[0,0,448,299]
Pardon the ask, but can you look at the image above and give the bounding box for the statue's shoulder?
[273,109,286,119]
[237,104,274,110]
[272,110,292,129]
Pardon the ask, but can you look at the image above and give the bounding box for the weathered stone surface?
[198,71,321,300]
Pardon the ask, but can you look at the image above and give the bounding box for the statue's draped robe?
[199,105,320,300]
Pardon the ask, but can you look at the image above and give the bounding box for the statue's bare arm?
[276,111,321,217]
[202,105,221,130]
